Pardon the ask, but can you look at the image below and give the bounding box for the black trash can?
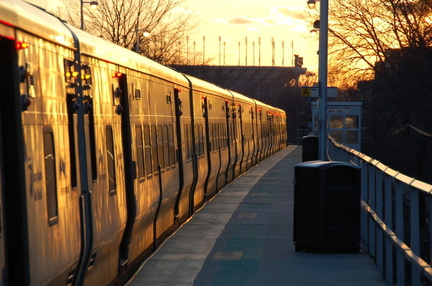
[302,135,318,162]
[293,160,360,253]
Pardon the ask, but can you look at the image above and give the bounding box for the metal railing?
[327,137,432,286]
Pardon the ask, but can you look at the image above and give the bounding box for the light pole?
[308,0,328,160]
[80,1,98,30]
[135,29,150,53]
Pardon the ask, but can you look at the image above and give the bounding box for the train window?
[135,88,141,100]
[194,124,202,157]
[158,125,165,170]
[87,97,97,181]
[223,124,227,148]
[196,124,201,157]
[214,124,219,151]
[135,125,145,179]
[194,125,198,156]
[163,125,169,168]
[229,123,234,146]
[218,124,222,149]
[151,126,158,174]
[221,124,224,148]
[211,124,215,152]
[185,124,191,160]
[106,126,117,195]
[66,94,78,188]
[44,128,59,226]
[144,125,152,176]
[169,125,175,166]
[201,124,205,156]
[222,124,227,149]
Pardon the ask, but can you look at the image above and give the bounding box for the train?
[0,0,287,285]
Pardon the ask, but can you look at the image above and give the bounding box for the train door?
[117,73,137,271]
[0,36,29,284]
[173,87,194,222]
[236,103,245,175]
[251,106,257,166]
[224,100,234,183]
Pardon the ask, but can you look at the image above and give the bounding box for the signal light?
[112,72,122,78]
[16,41,29,50]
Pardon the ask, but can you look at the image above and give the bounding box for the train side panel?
[121,71,159,271]
[232,92,257,171]
[11,27,81,286]
[184,76,232,200]
[0,1,288,285]
[74,56,128,285]
[146,76,181,245]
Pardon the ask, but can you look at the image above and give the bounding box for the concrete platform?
[126,145,385,286]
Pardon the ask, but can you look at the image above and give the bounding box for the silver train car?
[0,0,287,285]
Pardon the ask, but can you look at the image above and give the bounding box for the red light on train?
[16,41,29,50]
[112,72,122,78]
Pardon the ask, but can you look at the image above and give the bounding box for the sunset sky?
[26,0,319,72]
[181,0,318,71]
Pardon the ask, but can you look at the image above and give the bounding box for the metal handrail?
[327,136,432,285]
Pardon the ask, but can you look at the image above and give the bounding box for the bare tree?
[58,0,199,65]
[326,0,432,181]
[326,0,432,87]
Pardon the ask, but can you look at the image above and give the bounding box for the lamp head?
[307,0,316,9]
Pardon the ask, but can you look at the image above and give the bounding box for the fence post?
[410,187,421,285]
[368,163,377,258]
[360,160,369,252]
[384,175,394,285]
[395,182,405,286]
[375,170,384,276]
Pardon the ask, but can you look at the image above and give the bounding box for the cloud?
[214,6,309,27]
[265,17,279,25]
[222,17,263,25]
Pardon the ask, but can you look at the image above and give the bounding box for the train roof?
[0,0,74,48]
[227,89,255,106]
[68,25,189,87]
[182,74,232,98]
[2,0,188,87]
[4,0,283,115]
